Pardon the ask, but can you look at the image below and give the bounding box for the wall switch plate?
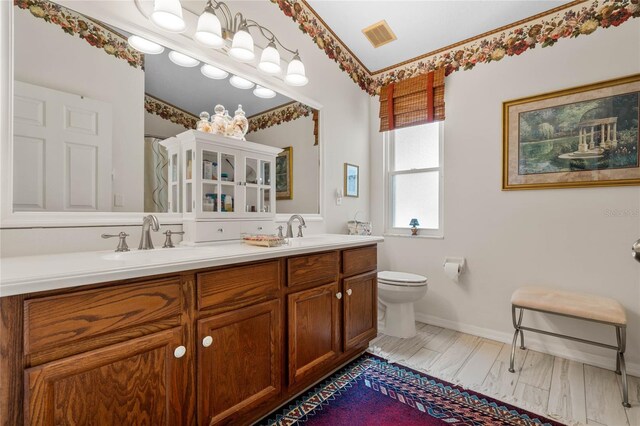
[114,194,124,207]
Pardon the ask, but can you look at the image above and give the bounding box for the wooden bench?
[509,286,630,407]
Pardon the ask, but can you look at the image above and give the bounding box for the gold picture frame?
[276,147,293,200]
[344,163,359,197]
[502,74,640,190]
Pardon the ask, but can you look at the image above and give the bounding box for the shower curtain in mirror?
[144,136,169,212]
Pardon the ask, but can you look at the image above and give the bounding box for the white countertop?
[0,234,383,297]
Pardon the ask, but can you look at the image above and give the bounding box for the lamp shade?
[258,42,281,75]
[168,51,199,67]
[253,85,276,99]
[194,11,224,48]
[201,64,228,80]
[229,29,255,62]
[127,35,164,55]
[229,75,255,90]
[409,218,420,227]
[284,55,308,86]
[151,0,186,33]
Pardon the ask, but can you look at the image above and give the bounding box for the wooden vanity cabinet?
[0,244,378,426]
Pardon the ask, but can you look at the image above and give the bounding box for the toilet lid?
[377,271,427,287]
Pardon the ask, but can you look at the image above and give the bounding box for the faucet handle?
[277,225,284,239]
[297,224,306,238]
[102,232,130,252]
[163,230,185,248]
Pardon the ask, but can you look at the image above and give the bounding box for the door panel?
[198,299,281,425]
[288,282,340,385]
[13,81,112,212]
[343,272,378,351]
[25,327,187,425]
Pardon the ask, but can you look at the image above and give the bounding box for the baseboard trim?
[413,312,640,377]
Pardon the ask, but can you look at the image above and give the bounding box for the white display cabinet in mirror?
[0,0,323,228]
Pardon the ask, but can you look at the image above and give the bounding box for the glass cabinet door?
[201,149,219,215]
[184,148,194,214]
[169,152,180,213]
[259,159,273,213]
[244,157,259,214]
[219,152,236,214]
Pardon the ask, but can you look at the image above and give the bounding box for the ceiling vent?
[362,20,397,48]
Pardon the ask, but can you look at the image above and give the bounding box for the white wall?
[13,8,145,212]
[249,115,319,214]
[370,20,640,373]
[144,110,188,139]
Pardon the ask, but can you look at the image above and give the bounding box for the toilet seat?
[378,271,427,287]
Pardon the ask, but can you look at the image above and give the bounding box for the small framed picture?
[344,163,359,197]
[276,147,293,200]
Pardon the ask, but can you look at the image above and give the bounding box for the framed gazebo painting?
[502,74,640,190]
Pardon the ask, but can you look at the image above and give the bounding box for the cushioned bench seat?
[511,286,627,326]
[509,286,630,407]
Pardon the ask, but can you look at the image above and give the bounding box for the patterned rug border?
[261,353,566,426]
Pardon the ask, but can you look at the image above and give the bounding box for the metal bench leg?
[509,306,524,373]
[616,326,631,408]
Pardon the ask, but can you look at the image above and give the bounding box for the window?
[385,122,443,237]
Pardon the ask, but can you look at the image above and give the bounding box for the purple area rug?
[260,353,565,425]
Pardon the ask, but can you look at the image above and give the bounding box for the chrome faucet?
[286,214,306,238]
[139,215,160,250]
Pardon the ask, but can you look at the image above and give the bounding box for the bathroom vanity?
[0,236,382,425]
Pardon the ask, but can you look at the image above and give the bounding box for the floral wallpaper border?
[247,101,314,134]
[271,0,640,95]
[145,94,198,130]
[14,0,144,69]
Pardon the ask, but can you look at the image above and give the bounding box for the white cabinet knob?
[202,336,213,347]
[336,292,342,300]
[346,289,353,296]
[174,345,186,359]
[217,228,224,233]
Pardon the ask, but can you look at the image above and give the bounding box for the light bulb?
[127,35,164,54]
[229,75,255,90]
[168,51,199,67]
[258,42,281,75]
[201,64,229,80]
[284,54,308,86]
[150,0,186,33]
[194,10,224,48]
[253,85,276,99]
[229,29,255,62]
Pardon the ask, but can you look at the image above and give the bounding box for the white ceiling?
[307,0,572,72]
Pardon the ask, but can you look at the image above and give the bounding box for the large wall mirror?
[9,0,320,221]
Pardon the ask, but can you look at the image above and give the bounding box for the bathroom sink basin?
[100,247,210,262]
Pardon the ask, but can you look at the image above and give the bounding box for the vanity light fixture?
[229,75,255,90]
[127,35,164,55]
[284,54,309,86]
[139,0,308,86]
[258,42,282,75]
[253,85,276,99]
[201,64,229,80]
[168,51,200,67]
[151,0,186,33]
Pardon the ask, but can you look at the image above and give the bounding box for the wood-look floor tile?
[585,365,629,426]
[519,350,554,390]
[422,328,459,353]
[514,382,550,414]
[482,343,528,397]
[619,373,640,425]
[429,333,481,380]
[547,357,586,424]
[454,339,502,387]
[405,348,441,370]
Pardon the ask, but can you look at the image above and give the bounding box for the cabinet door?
[25,327,190,425]
[343,272,378,351]
[198,299,281,425]
[288,282,340,385]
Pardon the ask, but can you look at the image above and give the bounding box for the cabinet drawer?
[24,278,182,354]
[197,261,280,311]
[342,245,377,277]
[287,251,339,288]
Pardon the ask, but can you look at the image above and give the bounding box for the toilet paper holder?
[443,257,466,272]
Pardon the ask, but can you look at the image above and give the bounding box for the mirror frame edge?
[0,1,324,228]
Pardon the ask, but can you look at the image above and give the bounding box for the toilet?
[378,271,428,338]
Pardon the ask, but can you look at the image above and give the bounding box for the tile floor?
[368,322,639,426]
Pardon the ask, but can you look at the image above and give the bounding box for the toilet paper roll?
[444,262,461,283]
